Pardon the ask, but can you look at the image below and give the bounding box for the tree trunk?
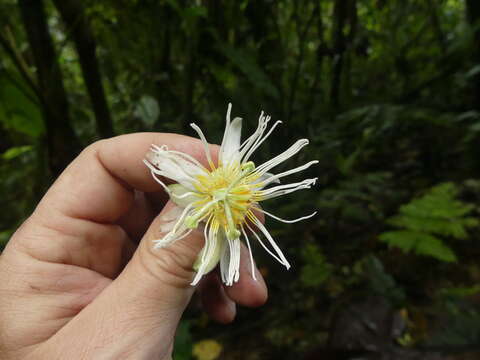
[52,0,114,138]
[286,4,317,122]
[18,0,80,176]
[427,0,446,54]
[330,0,348,110]
[466,0,480,109]
[465,0,480,175]
[306,4,326,119]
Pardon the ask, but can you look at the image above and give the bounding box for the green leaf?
[300,244,333,288]
[2,145,33,160]
[0,74,44,138]
[379,230,418,253]
[379,182,473,262]
[380,231,457,262]
[415,235,457,262]
[174,320,193,360]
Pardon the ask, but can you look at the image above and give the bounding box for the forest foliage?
[2,0,480,358]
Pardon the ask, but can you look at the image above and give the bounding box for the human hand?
[0,133,268,360]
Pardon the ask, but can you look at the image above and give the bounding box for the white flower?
[144,103,318,286]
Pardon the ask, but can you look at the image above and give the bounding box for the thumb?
[122,200,206,306]
[45,201,205,359]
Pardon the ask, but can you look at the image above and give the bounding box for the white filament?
[254,207,317,223]
[241,225,257,281]
[261,160,319,186]
[190,123,215,169]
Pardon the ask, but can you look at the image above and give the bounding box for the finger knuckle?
[139,242,195,289]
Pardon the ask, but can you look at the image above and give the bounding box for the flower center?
[184,161,260,239]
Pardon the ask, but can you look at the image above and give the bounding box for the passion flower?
[144,104,317,286]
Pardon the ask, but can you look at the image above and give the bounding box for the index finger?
[36,132,216,223]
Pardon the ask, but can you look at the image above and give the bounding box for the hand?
[0,133,268,360]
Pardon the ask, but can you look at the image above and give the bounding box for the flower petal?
[220,117,242,165]
[192,224,225,283]
[168,184,200,208]
[153,203,195,248]
[255,172,280,186]
[220,236,241,286]
[250,216,291,269]
[146,145,207,190]
[256,139,309,175]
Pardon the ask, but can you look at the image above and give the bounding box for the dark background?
[2,0,480,359]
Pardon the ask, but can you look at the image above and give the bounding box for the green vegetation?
[2,0,480,358]
[380,182,479,262]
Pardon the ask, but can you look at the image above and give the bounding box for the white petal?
[242,119,282,162]
[168,184,200,208]
[253,207,317,223]
[256,139,309,175]
[244,222,286,266]
[148,145,206,176]
[259,178,318,200]
[153,203,194,248]
[251,217,291,269]
[220,117,242,165]
[191,222,225,285]
[159,205,185,222]
[146,145,207,190]
[238,111,268,159]
[260,160,319,187]
[232,238,241,283]
[190,123,215,169]
[240,225,257,281]
[220,236,230,284]
[220,237,241,286]
[255,172,280,186]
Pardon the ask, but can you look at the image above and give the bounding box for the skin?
[0,133,268,360]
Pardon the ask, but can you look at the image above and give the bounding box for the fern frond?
[379,182,477,263]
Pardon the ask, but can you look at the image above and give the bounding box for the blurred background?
[2,0,480,359]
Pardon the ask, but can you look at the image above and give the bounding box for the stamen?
[225,161,255,192]
[224,202,241,239]
[185,199,218,228]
